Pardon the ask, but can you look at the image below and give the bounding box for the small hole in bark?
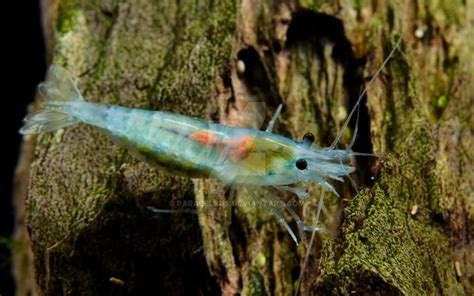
[101,9,113,18]
[236,47,269,92]
[272,40,282,53]
[433,213,446,225]
[237,48,259,78]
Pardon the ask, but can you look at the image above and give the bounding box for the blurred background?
[2,0,46,293]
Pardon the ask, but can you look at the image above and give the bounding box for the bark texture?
[14,0,472,295]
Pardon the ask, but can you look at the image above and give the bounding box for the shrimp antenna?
[296,35,404,296]
[330,35,403,150]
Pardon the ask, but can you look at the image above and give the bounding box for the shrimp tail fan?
[20,65,84,135]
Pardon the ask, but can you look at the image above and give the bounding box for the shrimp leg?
[266,193,322,238]
[265,104,283,132]
[220,183,237,232]
[274,185,309,199]
[295,187,326,295]
[147,206,197,214]
[245,186,299,244]
[336,157,359,193]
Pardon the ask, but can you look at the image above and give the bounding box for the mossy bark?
[14,0,472,295]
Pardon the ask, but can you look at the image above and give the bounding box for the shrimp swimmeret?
[21,38,401,250]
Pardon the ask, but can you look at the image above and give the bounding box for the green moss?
[247,267,266,296]
[255,252,267,267]
[56,1,79,34]
[437,95,448,109]
[107,97,118,105]
[317,122,466,294]
[299,0,320,10]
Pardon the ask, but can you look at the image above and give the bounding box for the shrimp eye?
[295,159,308,170]
[302,133,315,148]
[302,133,315,143]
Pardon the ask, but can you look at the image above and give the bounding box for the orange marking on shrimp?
[189,131,217,145]
[225,136,255,158]
[189,131,254,159]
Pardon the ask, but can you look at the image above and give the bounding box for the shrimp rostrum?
[21,38,401,247]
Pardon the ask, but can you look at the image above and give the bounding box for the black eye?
[302,133,315,143]
[301,133,315,148]
[295,159,307,170]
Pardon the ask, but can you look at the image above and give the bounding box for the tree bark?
[14,0,472,295]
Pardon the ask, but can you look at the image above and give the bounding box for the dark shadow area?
[32,184,219,295]
[1,0,46,294]
[285,9,374,187]
[237,47,271,94]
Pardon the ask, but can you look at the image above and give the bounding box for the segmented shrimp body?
[20,62,379,244]
[31,89,353,197]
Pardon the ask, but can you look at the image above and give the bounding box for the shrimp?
[20,67,353,197]
[20,65,349,239]
[21,35,402,293]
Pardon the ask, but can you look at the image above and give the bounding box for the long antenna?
[296,34,404,296]
[330,35,403,149]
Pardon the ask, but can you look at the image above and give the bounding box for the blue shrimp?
[20,65,351,240]
[21,35,402,294]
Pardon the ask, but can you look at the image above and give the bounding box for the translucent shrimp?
[21,35,401,294]
[20,66,353,239]
[20,66,356,196]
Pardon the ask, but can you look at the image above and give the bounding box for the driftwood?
[13,0,472,294]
